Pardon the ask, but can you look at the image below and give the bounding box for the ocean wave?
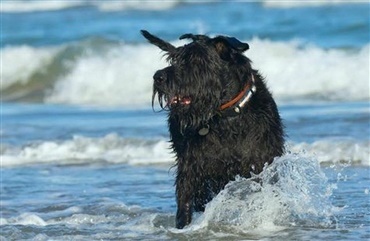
[1,134,368,167]
[1,133,173,167]
[248,39,369,101]
[1,155,338,240]
[1,0,364,13]
[287,140,370,167]
[1,0,84,12]
[1,39,369,105]
[262,0,366,8]
[1,45,60,90]
[0,0,181,13]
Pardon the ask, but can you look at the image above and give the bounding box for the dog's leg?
[176,199,192,229]
[175,175,194,229]
[193,182,211,212]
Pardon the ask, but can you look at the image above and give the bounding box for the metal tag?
[198,126,209,136]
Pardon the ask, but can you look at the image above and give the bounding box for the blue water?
[1,1,369,240]
[2,2,368,48]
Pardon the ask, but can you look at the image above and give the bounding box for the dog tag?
[198,126,209,136]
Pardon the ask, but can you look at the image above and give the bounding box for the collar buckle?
[219,74,256,117]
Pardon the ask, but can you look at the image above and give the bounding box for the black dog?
[141,30,285,229]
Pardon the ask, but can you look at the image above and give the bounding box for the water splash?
[190,154,337,234]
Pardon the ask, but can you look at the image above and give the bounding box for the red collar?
[219,74,256,112]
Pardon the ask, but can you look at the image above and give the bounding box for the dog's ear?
[211,36,249,56]
[141,30,176,53]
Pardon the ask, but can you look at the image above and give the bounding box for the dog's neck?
[198,74,256,136]
[219,73,256,117]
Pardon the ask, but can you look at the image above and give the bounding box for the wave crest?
[1,39,369,106]
[1,134,368,167]
[0,0,179,13]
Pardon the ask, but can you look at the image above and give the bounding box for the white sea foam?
[45,41,369,106]
[1,134,368,167]
[0,0,84,12]
[45,43,167,106]
[262,0,366,8]
[1,133,172,167]
[2,40,368,105]
[0,0,181,13]
[187,154,337,233]
[247,40,369,101]
[5,213,47,226]
[1,201,164,240]
[92,1,178,12]
[288,139,370,166]
[1,203,138,227]
[1,45,60,89]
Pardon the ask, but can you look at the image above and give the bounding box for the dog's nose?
[153,70,166,84]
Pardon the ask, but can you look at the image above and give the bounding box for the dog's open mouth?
[169,95,192,106]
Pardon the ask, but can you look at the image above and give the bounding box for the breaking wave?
[0,0,180,13]
[262,0,365,8]
[1,39,369,106]
[1,133,369,167]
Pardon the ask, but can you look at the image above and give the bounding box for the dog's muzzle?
[153,70,192,107]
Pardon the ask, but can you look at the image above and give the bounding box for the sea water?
[1,1,369,240]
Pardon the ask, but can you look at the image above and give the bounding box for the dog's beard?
[153,89,220,134]
[152,90,192,111]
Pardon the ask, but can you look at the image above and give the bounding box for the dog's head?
[141,30,252,130]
